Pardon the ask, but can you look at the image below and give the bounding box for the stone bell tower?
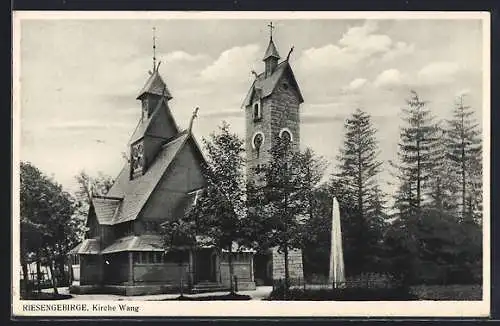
[242,22,305,284]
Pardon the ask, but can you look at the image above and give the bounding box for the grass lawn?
[163,293,252,301]
[265,284,482,301]
[410,284,482,300]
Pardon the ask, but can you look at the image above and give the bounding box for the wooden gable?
[139,136,206,223]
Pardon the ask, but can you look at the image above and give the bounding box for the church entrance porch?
[194,248,218,283]
[254,251,273,286]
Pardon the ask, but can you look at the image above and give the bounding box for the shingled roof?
[263,39,280,61]
[68,239,100,255]
[105,131,190,225]
[242,60,304,108]
[137,70,173,100]
[101,235,164,254]
[91,197,121,225]
[129,97,180,144]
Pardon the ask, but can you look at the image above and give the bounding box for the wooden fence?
[272,274,401,291]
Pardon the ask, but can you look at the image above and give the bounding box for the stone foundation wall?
[271,247,304,280]
[133,263,189,284]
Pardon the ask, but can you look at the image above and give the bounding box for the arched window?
[279,128,293,144]
[252,132,264,158]
[252,132,264,151]
[253,102,261,121]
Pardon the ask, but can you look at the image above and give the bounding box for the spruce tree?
[426,124,457,213]
[445,95,482,223]
[393,91,440,218]
[333,108,385,273]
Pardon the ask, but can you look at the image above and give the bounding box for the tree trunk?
[228,249,235,294]
[20,254,30,297]
[284,246,289,300]
[179,261,184,297]
[36,260,42,293]
[416,139,421,215]
[461,145,466,222]
[57,257,66,286]
[48,261,59,295]
[460,99,467,222]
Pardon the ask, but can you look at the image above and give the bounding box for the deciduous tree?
[20,162,79,295]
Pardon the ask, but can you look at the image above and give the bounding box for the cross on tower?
[268,21,275,40]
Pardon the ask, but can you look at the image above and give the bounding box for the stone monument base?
[271,247,304,281]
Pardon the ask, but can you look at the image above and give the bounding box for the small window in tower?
[142,99,149,120]
[252,132,264,151]
[279,128,293,145]
[283,83,289,90]
[253,102,261,122]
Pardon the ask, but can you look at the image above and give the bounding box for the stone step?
[190,282,229,294]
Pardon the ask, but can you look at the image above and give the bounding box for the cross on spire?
[268,21,275,40]
[152,27,157,72]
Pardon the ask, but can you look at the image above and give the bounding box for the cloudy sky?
[17,14,486,195]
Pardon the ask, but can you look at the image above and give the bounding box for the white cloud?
[417,61,461,85]
[298,21,414,73]
[342,78,368,92]
[373,69,405,88]
[199,44,260,82]
[162,51,208,63]
[339,20,392,56]
[299,44,352,70]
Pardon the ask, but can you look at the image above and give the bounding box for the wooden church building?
[68,23,305,295]
[68,49,256,296]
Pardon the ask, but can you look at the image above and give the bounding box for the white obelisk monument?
[329,197,346,288]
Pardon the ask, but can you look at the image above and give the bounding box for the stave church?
[68,24,305,295]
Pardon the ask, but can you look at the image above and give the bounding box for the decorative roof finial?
[267,21,275,41]
[152,26,157,72]
[188,107,199,134]
[286,46,294,61]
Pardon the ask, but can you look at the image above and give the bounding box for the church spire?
[263,22,280,77]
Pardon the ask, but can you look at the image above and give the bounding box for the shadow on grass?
[163,293,252,301]
[21,292,73,300]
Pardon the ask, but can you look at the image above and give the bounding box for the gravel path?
[42,286,273,301]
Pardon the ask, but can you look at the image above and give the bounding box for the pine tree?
[298,148,328,223]
[333,108,385,273]
[446,95,482,223]
[393,91,440,218]
[426,124,458,213]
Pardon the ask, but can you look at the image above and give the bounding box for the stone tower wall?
[244,64,304,283]
[268,75,301,149]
